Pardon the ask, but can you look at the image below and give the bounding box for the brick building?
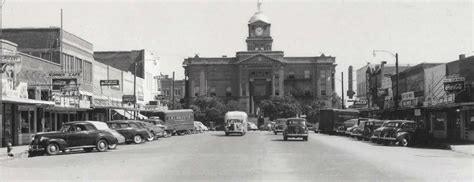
[183,7,336,114]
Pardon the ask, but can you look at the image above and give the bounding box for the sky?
[2,0,473,100]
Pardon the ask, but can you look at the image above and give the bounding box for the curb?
[0,150,29,162]
[450,146,474,156]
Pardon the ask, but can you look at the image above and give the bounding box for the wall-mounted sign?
[0,55,22,64]
[354,100,368,105]
[377,88,388,97]
[52,78,78,91]
[122,95,136,103]
[444,77,465,94]
[48,71,82,78]
[100,80,120,86]
[401,91,415,100]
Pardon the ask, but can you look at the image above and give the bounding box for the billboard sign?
[444,77,465,94]
[122,95,136,103]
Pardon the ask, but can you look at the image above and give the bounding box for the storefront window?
[469,113,474,130]
[45,112,51,132]
[433,112,446,131]
[20,111,30,133]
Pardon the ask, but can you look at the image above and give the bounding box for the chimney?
[459,54,466,60]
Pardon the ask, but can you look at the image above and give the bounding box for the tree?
[189,96,227,126]
[258,96,301,120]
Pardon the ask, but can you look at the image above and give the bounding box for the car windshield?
[227,119,243,123]
[60,125,71,132]
[384,122,401,128]
[92,122,109,130]
[403,123,417,129]
[288,120,305,125]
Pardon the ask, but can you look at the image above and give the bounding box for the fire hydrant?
[7,142,14,157]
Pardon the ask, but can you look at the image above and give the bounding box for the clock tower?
[246,1,273,51]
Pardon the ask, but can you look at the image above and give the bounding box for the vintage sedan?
[273,118,288,135]
[86,121,125,149]
[373,120,430,146]
[135,120,164,140]
[144,118,171,137]
[28,121,118,156]
[107,120,152,144]
[352,119,384,140]
[336,118,357,135]
[283,118,309,141]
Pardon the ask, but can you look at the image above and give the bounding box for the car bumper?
[284,133,309,137]
[274,130,284,132]
[29,145,45,152]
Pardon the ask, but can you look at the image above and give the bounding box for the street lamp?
[373,50,399,108]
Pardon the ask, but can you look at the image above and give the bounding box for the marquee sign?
[444,77,465,94]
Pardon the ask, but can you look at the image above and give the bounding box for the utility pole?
[133,62,137,119]
[0,1,4,148]
[341,72,345,109]
[395,53,399,108]
[171,72,175,110]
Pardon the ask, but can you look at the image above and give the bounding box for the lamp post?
[373,50,399,108]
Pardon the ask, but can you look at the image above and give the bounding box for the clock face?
[255,27,264,36]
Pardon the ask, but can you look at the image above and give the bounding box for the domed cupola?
[246,0,273,52]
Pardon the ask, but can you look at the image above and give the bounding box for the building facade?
[183,8,336,114]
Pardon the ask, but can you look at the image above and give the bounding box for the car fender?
[46,138,68,150]
[396,131,411,141]
[96,132,117,145]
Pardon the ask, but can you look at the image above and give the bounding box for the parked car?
[86,121,125,149]
[247,122,259,131]
[273,118,287,135]
[356,119,385,140]
[194,121,209,133]
[135,120,165,140]
[143,118,170,137]
[372,120,430,146]
[283,118,309,141]
[107,120,152,144]
[28,121,118,156]
[306,123,318,133]
[336,119,357,135]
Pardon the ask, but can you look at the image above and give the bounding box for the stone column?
[279,68,284,97]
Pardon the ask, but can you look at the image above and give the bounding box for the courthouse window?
[304,70,310,79]
[288,71,295,79]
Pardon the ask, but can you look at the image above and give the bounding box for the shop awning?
[113,109,148,120]
[2,96,55,105]
[79,90,94,96]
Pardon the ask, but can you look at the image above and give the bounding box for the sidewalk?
[449,144,474,156]
[0,145,30,162]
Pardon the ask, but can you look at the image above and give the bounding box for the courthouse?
[183,4,337,114]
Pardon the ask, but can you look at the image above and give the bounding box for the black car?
[107,120,152,144]
[283,118,309,141]
[28,121,118,156]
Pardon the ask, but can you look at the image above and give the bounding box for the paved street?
[0,131,472,182]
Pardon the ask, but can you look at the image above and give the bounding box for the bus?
[145,109,194,135]
[224,111,248,136]
[318,108,359,134]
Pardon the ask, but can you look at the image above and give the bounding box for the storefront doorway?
[1,104,15,147]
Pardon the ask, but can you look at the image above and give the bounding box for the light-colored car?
[85,121,125,149]
[194,121,209,132]
[247,122,258,131]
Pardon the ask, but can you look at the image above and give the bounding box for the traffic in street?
[1,131,471,182]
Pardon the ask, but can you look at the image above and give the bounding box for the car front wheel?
[96,139,108,152]
[133,135,143,144]
[399,136,410,147]
[46,143,60,155]
[147,134,154,141]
